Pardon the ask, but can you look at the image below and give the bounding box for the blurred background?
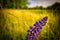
[0,0,60,40]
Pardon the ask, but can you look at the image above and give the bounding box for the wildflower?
[26,16,48,40]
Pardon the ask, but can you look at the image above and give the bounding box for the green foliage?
[0,0,28,8]
[0,9,60,40]
[47,2,60,10]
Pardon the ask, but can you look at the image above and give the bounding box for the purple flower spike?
[39,20,46,26]
[43,16,48,21]
[26,16,48,40]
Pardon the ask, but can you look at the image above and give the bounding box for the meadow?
[0,9,60,40]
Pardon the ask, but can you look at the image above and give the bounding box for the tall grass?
[0,9,60,40]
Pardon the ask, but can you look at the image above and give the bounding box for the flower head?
[26,16,48,40]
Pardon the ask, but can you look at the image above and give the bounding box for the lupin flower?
[26,16,48,40]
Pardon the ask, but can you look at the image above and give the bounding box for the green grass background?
[0,9,60,40]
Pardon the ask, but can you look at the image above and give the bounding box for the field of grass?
[0,9,60,40]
